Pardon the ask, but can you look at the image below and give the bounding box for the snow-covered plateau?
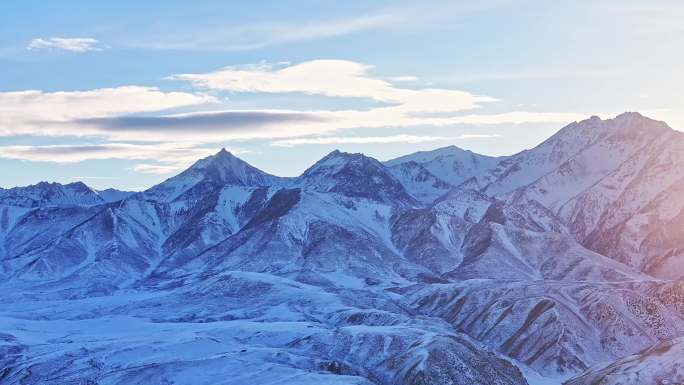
[1,112,683,385]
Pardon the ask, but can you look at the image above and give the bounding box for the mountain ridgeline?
[1,112,683,385]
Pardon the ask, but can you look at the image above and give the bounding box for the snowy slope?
[96,188,135,202]
[0,181,104,207]
[2,113,684,385]
[386,145,500,187]
[564,337,684,385]
[144,148,283,202]
[297,150,417,206]
[386,160,453,204]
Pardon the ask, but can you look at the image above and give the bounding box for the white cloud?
[0,86,216,137]
[388,76,419,82]
[170,60,496,113]
[168,60,589,135]
[439,111,588,125]
[0,61,592,147]
[0,143,220,174]
[27,37,103,53]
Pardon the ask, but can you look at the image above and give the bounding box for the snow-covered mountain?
[386,145,501,187]
[0,181,104,207]
[1,113,683,385]
[144,148,283,202]
[564,336,684,385]
[297,150,417,206]
[96,188,135,202]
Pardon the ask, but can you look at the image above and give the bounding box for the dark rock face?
[460,221,493,265]
[299,150,418,206]
[391,208,457,274]
[244,188,301,229]
[384,336,528,385]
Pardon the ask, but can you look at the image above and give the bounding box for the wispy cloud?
[270,133,502,147]
[0,143,220,174]
[131,13,400,51]
[131,164,188,175]
[0,61,590,144]
[27,37,103,53]
[388,76,419,82]
[170,59,497,112]
[0,86,216,137]
[169,60,589,132]
[79,110,324,134]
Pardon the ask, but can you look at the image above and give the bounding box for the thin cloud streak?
[270,133,503,147]
[0,143,222,175]
[131,164,186,175]
[27,37,103,53]
[0,86,216,137]
[170,60,498,112]
[130,13,401,51]
[270,135,449,147]
[79,110,325,132]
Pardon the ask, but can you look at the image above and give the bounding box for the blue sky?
[1,0,682,190]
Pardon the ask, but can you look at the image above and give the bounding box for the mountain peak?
[0,180,104,207]
[144,148,280,201]
[614,111,644,120]
[302,150,378,178]
[298,150,416,205]
[542,112,672,149]
[323,149,361,159]
[215,147,234,158]
[187,149,270,182]
[384,145,500,188]
[573,112,669,130]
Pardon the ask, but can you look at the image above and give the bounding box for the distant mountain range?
[1,112,683,385]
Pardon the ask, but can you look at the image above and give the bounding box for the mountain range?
[1,112,683,385]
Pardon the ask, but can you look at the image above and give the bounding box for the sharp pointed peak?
[207,147,239,161]
[144,147,279,200]
[216,147,232,156]
[189,148,246,170]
